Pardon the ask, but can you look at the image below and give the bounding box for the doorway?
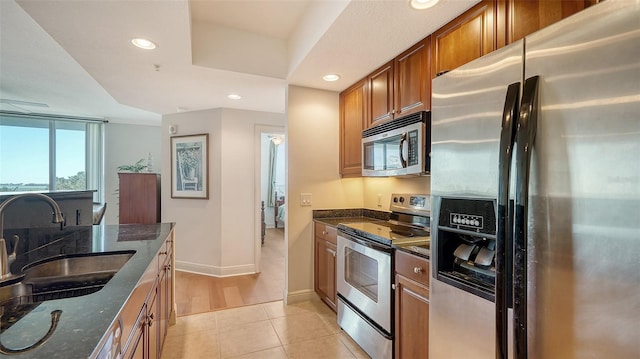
[255,126,286,297]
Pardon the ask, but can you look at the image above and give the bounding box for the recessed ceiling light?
[131,38,157,50]
[323,74,340,82]
[410,0,439,10]
[228,94,242,100]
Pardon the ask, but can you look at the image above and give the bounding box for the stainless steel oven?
[336,194,431,359]
[337,232,393,358]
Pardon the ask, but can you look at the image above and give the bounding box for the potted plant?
[117,159,147,173]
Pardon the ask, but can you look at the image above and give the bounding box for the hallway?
[175,228,285,316]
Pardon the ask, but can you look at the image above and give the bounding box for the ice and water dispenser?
[435,198,498,301]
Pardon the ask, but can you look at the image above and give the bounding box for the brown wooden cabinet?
[432,0,496,78]
[395,250,430,359]
[122,232,174,359]
[367,61,395,125]
[368,38,431,127]
[339,79,367,177]
[503,0,599,44]
[314,221,337,312]
[119,173,161,224]
[394,37,431,118]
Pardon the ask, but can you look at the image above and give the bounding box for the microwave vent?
[362,111,430,137]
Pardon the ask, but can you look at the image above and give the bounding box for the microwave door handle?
[399,133,408,168]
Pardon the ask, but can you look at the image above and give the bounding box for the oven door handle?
[338,232,393,254]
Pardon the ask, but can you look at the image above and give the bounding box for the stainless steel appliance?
[337,194,430,359]
[430,2,640,358]
[362,111,430,177]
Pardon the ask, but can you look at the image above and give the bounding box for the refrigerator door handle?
[496,82,520,359]
[513,75,540,359]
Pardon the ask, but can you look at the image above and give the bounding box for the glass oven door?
[337,233,392,333]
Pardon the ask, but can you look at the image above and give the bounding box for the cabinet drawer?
[395,250,430,286]
[314,222,337,244]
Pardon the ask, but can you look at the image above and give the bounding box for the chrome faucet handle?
[9,234,19,258]
[0,237,8,279]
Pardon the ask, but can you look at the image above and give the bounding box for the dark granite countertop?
[312,208,390,228]
[313,216,386,228]
[393,240,431,260]
[0,223,173,358]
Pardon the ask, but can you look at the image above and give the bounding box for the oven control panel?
[390,193,431,216]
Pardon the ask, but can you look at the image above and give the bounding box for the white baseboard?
[286,289,317,304]
[175,260,255,277]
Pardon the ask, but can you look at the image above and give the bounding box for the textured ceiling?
[0,0,479,124]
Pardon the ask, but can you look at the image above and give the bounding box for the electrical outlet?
[300,193,312,206]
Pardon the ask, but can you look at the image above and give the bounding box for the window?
[0,112,105,201]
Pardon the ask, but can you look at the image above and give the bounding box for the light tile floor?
[161,299,370,359]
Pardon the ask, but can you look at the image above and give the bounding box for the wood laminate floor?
[175,228,285,316]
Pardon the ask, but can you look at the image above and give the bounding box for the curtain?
[267,141,278,207]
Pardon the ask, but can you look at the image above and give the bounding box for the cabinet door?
[367,61,394,125]
[314,237,337,312]
[432,0,496,77]
[148,291,159,359]
[395,274,430,359]
[395,38,431,115]
[505,0,598,44]
[339,79,367,177]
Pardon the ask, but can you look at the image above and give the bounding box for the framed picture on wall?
[170,133,209,199]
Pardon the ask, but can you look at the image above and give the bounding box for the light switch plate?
[300,193,312,206]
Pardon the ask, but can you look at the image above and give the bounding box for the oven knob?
[464,219,470,225]
[414,267,423,274]
[393,197,399,203]
[453,216,459,223]
[399,197,405,203]
[474,220,480,226]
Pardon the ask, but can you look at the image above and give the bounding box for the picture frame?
[171,133,209,199]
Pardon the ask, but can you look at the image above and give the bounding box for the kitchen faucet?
[0,193,65,279]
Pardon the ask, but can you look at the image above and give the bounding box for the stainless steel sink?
[23,251,134,280]
[0,251,135,308]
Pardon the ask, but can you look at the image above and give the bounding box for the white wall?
[104,123,162,225]
[162,108,285,276]
[286,85,363,300]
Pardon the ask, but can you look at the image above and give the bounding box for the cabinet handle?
[159,251,168,255]
[327,248,336,257]
[165,264,171,271]
[413,267,423,274]
[392,109,396,115]
[147,313,155,327]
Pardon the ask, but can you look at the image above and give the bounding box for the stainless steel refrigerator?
[429,1,640,358]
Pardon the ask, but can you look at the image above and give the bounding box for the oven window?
[344,247,379,302]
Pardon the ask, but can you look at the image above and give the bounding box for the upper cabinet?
[394,38,431,119]
[340,79,367,177]
[504,0,599,44]
[367,61,394,125]
[368,38,431,127]
[432,0,496,78]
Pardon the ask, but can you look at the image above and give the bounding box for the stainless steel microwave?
[362,111,430,177]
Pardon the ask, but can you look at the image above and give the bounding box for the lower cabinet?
[395,250,430,359]
[122,234,174,359]
[314,222,337,312]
